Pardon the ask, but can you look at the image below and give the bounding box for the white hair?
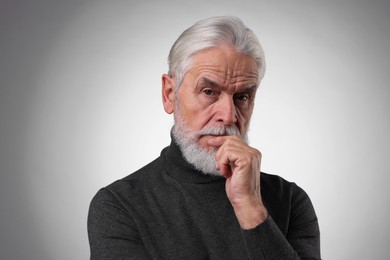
[168,16,266,90]
[172,115,247,176]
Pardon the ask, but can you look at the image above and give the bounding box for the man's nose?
[215,94,237,126]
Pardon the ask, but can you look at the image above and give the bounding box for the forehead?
[187,47,259,85]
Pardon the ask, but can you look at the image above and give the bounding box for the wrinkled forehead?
[187,47,260,86]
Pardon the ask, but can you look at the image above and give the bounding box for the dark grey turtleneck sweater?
[88,139,320,259]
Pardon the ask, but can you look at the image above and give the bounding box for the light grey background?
[1,0,389,259]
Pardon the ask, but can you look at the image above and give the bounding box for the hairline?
[168,16,266,96]
[172,46,262,98]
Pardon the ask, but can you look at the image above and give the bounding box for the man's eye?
[235,94,249,101]
[203,89,215,96]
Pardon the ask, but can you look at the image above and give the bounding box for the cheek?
[236,106,253,131]
[192,109,216,130]
[178,100,214,130]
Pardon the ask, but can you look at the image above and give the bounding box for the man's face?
[174,47,259,150]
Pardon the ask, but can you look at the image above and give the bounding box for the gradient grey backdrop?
[1,0,389,259]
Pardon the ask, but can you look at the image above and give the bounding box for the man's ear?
[162,74,175,114]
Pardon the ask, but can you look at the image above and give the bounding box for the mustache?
[196,125,242,137]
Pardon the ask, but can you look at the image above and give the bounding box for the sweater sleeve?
[241,183,321,260]
[87,188,151,260]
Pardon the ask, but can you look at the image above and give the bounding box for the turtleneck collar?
[161,135,225,184]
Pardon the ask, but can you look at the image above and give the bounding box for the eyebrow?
[196,77,220,89]
[239,85,257,95]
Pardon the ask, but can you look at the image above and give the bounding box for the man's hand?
[208,136,268,229]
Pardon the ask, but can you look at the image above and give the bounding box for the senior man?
[88,16,321,259]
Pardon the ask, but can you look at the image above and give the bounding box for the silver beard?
[172,118,248,176]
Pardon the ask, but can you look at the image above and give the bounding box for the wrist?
[232,198,268,229]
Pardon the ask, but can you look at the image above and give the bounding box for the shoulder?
[90,155,166,208]
[261,172,313,213]
[261,172,296,194]
[114,155,164,187]
[261,171,310,201]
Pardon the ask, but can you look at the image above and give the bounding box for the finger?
[215,146,239,177]
[207,136,227,147]
[217,162,233,178]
